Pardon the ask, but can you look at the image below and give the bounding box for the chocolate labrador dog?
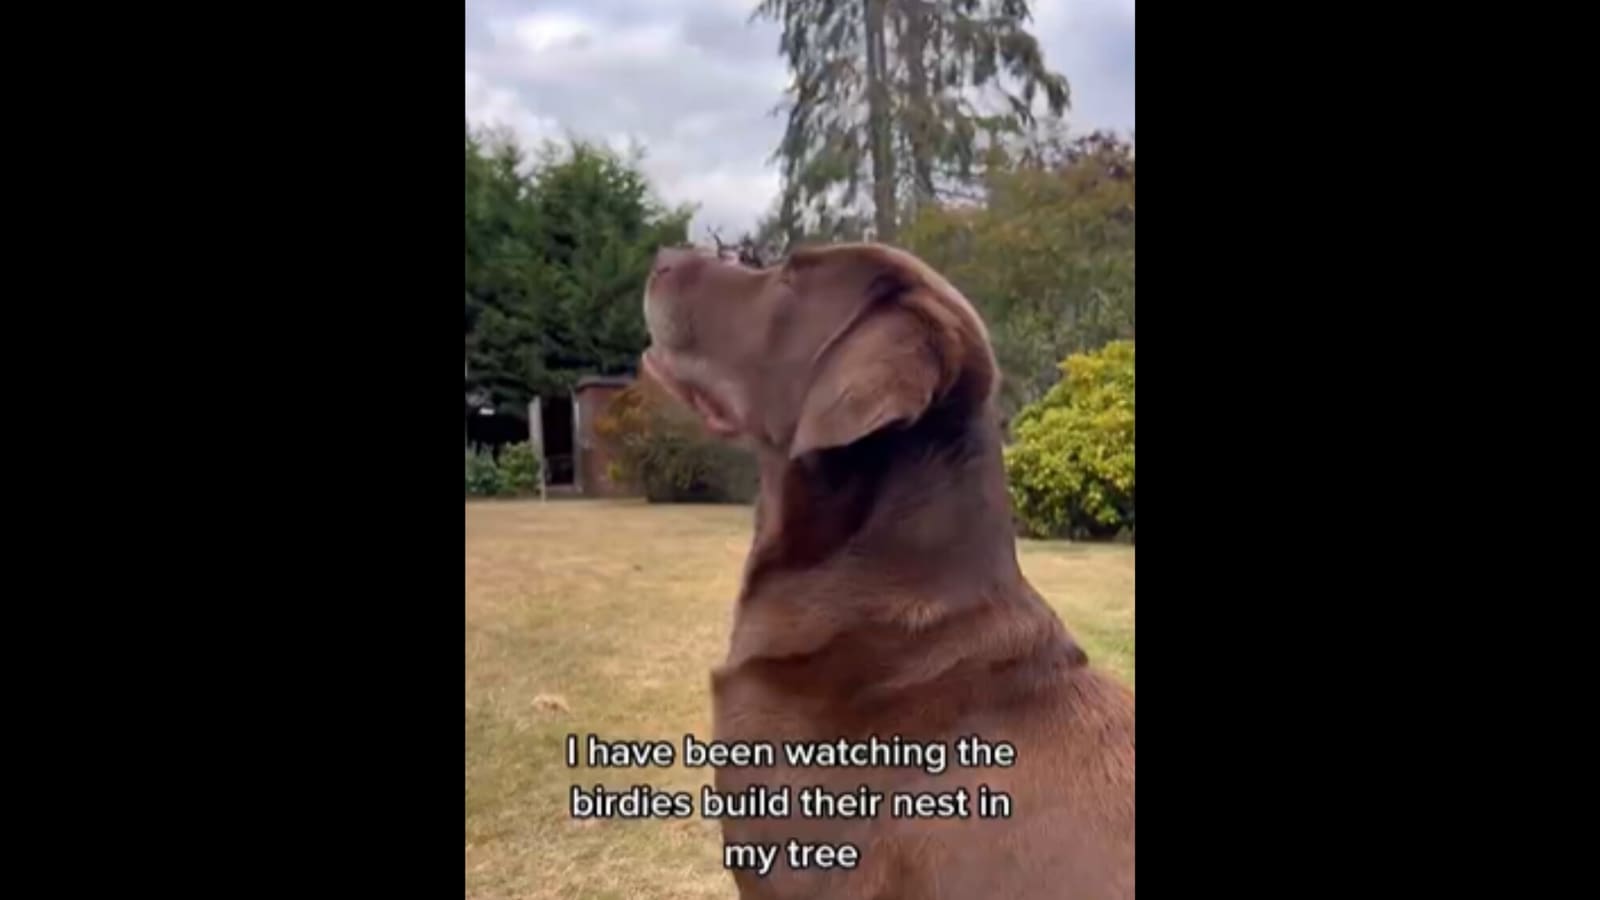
[641,243,1133,899]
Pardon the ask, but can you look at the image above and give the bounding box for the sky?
[465,0,1135,238]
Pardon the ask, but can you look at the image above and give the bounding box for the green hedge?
[465,441,543,498]
[498,441,543,495]
[1005,341,1134,540]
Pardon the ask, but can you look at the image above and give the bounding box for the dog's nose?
[652,246,693,278]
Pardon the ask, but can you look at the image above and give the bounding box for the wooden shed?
[572,374,635,497]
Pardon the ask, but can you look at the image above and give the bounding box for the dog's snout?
[644,247,697,350]
[652,246,693,279]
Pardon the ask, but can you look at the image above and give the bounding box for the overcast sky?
[465,0,1134,238]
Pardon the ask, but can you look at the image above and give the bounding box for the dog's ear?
[784,245,996,458]
[789,305,945,459]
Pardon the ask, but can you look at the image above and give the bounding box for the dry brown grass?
[465,499,1134,899]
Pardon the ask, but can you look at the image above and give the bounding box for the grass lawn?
[465,499,1134,899]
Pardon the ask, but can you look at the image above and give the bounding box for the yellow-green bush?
[1005,341,1134,539]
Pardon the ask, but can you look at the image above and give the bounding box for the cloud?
[464,68,560,147]
[464,0,1134,236]
[1033,0,1136,134]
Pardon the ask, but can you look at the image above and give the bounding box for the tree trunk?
[900,3,936,212]
[865,0,897,242]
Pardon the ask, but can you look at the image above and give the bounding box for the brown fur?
[642,243,1134,899]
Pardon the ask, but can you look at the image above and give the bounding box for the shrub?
[901,132,1135,418]
[1005,341,1134,539]
[465,447,508,497]
[595,384,758,503]
[498,441,543,495]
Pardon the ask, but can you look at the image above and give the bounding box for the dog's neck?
[757,399,1015,570]
[727,398,1058,673]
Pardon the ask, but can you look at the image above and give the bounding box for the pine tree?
[756,0,1069,245]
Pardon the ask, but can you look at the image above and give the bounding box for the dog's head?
[641,243,997,459]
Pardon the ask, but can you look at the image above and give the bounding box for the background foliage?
[465,129,692,417]
[594,385,759,504]
[1005,341,1134,539]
